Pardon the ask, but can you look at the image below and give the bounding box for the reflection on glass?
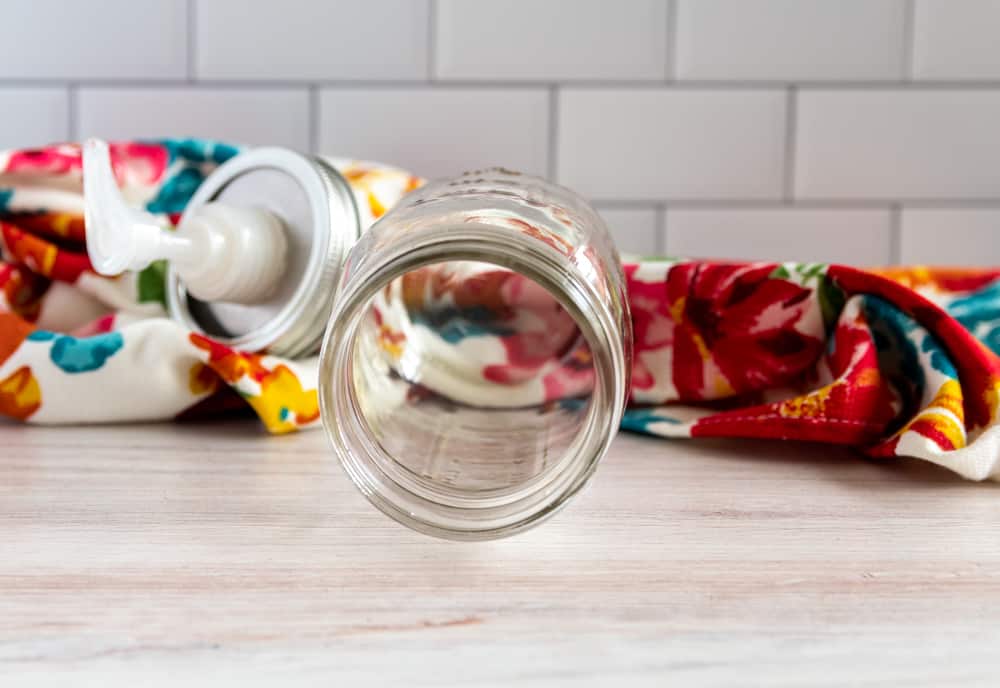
[352,260,595,493]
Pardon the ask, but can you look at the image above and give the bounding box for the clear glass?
[318,169,632,539]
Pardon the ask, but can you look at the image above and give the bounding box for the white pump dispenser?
[83,138,288,304]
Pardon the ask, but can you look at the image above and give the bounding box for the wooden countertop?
[2,421,998,686]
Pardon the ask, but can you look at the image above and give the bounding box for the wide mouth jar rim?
[318,223,628,540]
[167,150,359,358]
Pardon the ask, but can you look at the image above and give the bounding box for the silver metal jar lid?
[166,148,359,358]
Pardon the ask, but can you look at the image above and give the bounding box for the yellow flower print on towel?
[189,333,318,433]
[0,366,41,421]
[244,364,320,433]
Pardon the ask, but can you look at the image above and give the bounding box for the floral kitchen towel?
[1,141,998,481]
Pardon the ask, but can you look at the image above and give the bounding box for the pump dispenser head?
[83,138,288,304]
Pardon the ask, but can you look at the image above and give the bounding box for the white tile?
[196,0,428,81]
[900,208,1000,266]
[436,0,668,81]
[595,207,660,256]
[913,0,1000,80]
[665,208,892,265]
[76,89,310,150]
[796,90,1000,200]
[318,88,549,179]
[675,0,906,81]
[558,89,785,201]
[0,0,186,80]
[0,89,68,150]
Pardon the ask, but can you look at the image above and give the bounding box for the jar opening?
[353,258,596,496]
[320,227,626,539]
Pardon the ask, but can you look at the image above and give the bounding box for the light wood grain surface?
[1,420,998,686]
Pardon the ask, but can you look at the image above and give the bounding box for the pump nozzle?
[83,138,288,304]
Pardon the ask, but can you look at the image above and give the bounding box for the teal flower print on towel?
[27,331,124,373]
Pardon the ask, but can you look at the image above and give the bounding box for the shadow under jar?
[318,169,632,539]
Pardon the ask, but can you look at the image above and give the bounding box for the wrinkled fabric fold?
[1,141,998,480]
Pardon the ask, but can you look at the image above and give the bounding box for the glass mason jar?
[318,168,632,539]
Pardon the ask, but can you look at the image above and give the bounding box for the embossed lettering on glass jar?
[318,169,632,539]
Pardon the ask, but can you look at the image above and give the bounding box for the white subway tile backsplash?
[76,89,310,150]
[318,88,549,179]
[675,0,906,81]
[913,0,1000,80]
[0,0,186,80]
[557,89,786,201]
[665,208,892,264]
[196,0,429,81]
[0,0,997,269]
[435,0,669,81]
[595,207,661,256]
[0,89,68,150]
[796,90,1000,200]
[900,208,1000,266]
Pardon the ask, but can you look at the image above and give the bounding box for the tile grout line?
[574,198,1000,209]
[889,204,902,265]
[665,0,679,81]
[7,78,1000,89]
[783,86,798,202]
[427,0,437,81]
[902,0,916,81]
[308,85,319,154]
[656,204,668,255]
[66,83,77,139]
[547,85,559,181]
[187,0,198,82]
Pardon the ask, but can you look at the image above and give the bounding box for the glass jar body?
[319,169,632,539]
